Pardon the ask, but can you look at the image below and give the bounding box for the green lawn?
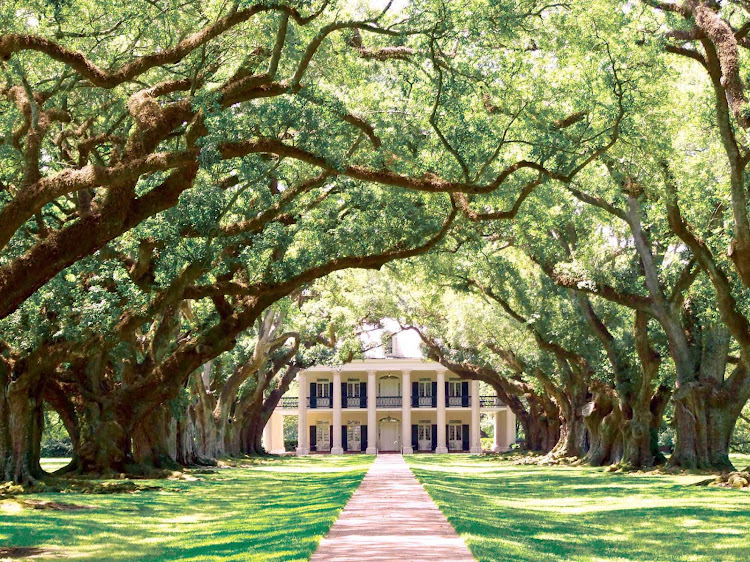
[1,455,373,561]
[406,454,750,562]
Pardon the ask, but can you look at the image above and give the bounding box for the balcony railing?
[345,397,365,408]
[281,397,298,409]
[286,394,502,409]
[309,396,331,408]
[480,395,501,407]
[376,396,402,407]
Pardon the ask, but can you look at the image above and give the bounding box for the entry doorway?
[417,422,432,451]
[378,417,401,451]
[347,421,362,452]
[448,422,462,451]
[317,421,330,452]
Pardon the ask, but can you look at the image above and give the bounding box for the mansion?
[263,325,516,455]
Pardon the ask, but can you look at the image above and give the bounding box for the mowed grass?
[1,455,373,561]
[406,454,750,562]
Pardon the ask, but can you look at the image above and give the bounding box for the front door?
[378,418,400,451]
[448,423,462,451]
[418,423,432,451]
[316,421,330,452]
[347,421,361,452]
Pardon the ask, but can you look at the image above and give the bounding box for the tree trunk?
[547,401,588,460]
[583,384,624,466]
[132,403,179,470]
[621,385,671,469]
[240,412,267,456]
[671,381,737,470]
[524,395,560,453]
[0,368,45,484]
[76,398,130,475]
[669,323,748,471]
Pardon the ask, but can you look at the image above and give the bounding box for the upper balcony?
[283,394,502,410]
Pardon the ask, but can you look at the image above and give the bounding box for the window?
[347,381,360,398]
[448,381,462,397]
[317,380,330,398]
[384,333,394,356]
[418,380,432,397]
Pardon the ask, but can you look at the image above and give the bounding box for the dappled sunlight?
[406,455,750,562]
[0,456,374,561]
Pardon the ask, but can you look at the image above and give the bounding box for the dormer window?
[384,332,394,356]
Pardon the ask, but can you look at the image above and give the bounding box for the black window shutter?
[462,381,469,407]
[445,382,449,406]
[412,424,418,449]
[310,382,317,408]
[341,382,347,409]
[362,425,368,451]
[329,382,334,401]
[360,382,367,408]
[431,424,437,451]
[342,425,348,451]
[462,424,470,451]
[329,424,333,449]
[412,382,418,406]
[431,382,437,407]
[310,425,316,451]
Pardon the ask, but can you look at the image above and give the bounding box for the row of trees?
[1,0,749,483]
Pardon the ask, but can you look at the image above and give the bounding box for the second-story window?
[317,380,330,398]
[448,381,462,397]
[418,380,432,397]
[347,381,360,398]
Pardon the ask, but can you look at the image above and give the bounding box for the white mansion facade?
[263,325,517,455]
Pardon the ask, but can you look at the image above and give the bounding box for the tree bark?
[76,398,130,475]
[583,383,623,466]
[0,367,46,484]
[132,403,179,469]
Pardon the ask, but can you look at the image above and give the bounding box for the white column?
[492,410,502,453]
[402,370,413,454]
[332,370,343,454]
[470,380,481,454]
[262,418,272,452]
[272,413,285,454]
[296,372,309,455]
[436,369,448,453]
[506,408,516,451]
[366,370,377,454]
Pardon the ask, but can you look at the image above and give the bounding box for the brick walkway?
[310,454,475,562]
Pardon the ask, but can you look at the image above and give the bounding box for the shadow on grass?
[407,455,750,562]
[0,455,374,561]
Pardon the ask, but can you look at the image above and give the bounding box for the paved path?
[311,454,475,562]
